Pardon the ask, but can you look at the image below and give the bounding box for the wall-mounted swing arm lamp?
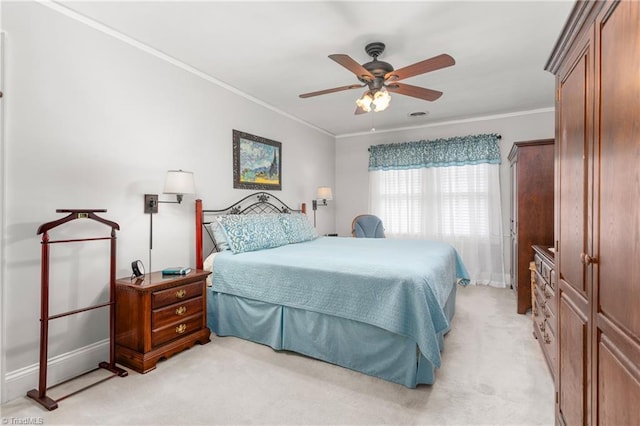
[144,170,196,213]
[144,170,195,272]
[312,186,333,227]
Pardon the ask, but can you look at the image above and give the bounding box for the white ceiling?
[58,1,574,137]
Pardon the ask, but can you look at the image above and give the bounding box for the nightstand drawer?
[152,296,203,330]
[152,313,203,347]
[152,281,202,308]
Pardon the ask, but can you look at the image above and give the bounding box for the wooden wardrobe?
[545,0,640,424]
[508,140,555,314]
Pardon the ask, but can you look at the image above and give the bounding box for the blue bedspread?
[212,237,469,368]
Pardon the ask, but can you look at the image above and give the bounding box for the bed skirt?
[206,285,456,388]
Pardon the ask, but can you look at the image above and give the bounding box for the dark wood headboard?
[195,192,306,269]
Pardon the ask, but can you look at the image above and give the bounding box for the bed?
[195,192,470,388]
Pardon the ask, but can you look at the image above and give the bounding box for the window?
[368,134,506,286]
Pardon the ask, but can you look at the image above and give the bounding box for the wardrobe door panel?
[597,0,640,345]
[558,50,589,299]
[559,294,588,426]
[595,2,640,424]
[597,338,640,426]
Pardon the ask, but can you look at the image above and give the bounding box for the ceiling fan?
[299,42,455,114]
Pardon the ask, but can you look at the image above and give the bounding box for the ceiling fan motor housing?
[365,42,386,58]
[360,42,394,89]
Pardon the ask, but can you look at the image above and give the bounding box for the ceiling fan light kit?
[356,87,391,113]
[299,42,455,115]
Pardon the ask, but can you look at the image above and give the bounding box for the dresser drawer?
[541,260,551,284]
[534,283,545,318]
[541,296,556,326]
[539,278,555,316]
[543,318,557,374]
[535,276,547,307]
[152,281,203,308]
[151,313,203,347]
[534,256,543,278]
[534,253,553,284]
[152,296,203,330]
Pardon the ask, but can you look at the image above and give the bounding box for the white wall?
[0,1,334,402]
[334,109,555,273]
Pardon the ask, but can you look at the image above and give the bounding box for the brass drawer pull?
[176,323,187,334]
[544,333,551,344]
[176,306,187,316]
[175,289,187,299]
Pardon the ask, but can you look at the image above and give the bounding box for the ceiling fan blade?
[387,83,443,101]
[385,53,455,81]
[299,84,364,98]
[354,105,368,115]
[329,54,375,82]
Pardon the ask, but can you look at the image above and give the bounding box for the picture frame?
[233,129,282,190]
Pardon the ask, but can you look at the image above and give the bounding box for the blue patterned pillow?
[279,213,318,244]
[217,214,289,254]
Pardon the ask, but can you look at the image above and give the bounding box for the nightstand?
[114,269,211,373]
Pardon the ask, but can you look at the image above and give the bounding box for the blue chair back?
[351,215,385,238]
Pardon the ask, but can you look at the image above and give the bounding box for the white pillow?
[202,252,218,286]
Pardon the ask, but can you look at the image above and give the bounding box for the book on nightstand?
[161,266,191,276]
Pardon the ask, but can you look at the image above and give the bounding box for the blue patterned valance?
[368,133,501,171]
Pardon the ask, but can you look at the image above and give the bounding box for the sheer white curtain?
[369,163,507,287]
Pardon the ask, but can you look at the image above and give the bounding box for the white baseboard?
[3,339,109,403]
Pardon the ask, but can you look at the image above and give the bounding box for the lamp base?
[144,194,158,214]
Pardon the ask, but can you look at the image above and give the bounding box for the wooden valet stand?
[27,209,127,411]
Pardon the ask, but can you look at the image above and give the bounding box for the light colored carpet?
[1,285,554,425]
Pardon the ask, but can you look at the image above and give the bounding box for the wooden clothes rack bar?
[27,209,127,411]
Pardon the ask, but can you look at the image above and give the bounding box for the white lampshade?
[163,170,195,195]
[316,186,333,201]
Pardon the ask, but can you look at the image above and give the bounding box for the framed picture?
[233,130,282,190]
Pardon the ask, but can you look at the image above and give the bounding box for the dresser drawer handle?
[176,323,187,334]
[176,306,187,316]
[539,321,546,332]
[175,289,187,299]
[544,333,551,344]
[544,288,552,299]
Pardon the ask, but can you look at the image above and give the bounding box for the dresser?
[508,140,554,314]
[532,245,556,379]
[546,1,640,423]
[115,270,211,373]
